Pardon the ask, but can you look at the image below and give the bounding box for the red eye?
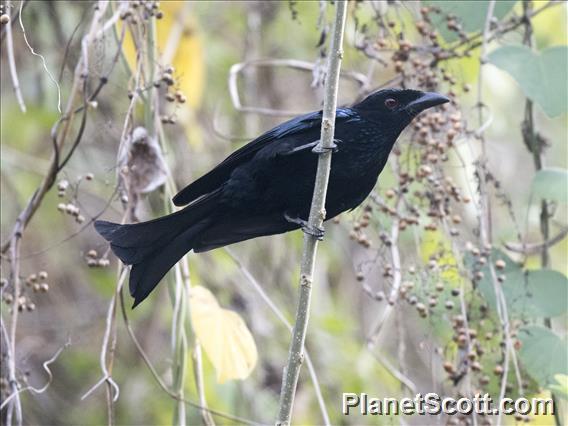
[384,98,399,109]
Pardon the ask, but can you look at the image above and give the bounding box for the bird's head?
[353,88,450,129]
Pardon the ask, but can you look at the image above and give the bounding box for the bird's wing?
[172,108,356,206]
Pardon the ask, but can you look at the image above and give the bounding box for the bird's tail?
[94,193,216,307]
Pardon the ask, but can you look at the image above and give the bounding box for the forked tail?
[95,194,216,307]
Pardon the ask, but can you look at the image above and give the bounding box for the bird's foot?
[284,212,325,241]
[311,139,340,154]
[302,223,325,240]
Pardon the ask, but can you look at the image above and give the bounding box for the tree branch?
[276,2,347,424]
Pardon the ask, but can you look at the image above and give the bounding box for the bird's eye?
[384,98,399,109]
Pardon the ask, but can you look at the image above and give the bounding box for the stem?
[226,248,330,425]
[521,3,561,424]
[276,2,347,424]
[5,0,26,113]
[6,223,23,426]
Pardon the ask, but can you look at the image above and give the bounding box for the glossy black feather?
[95,88,449,307]
[172,109,357,206]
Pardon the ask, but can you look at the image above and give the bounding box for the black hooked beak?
[406,92,450,116]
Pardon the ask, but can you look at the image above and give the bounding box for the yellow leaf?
[521,391,558,426]
[189,286,257,384]
[118,2,205,110]
[420,230,460,284]
[550,374,568,398]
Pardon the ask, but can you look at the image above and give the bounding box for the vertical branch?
[6,223,23,426]
[520,3,561,425]
[171,263,188,426]
[5,0,26,113]
[276,2,347,424]
[476,3,523,425]
[226,249,331,425]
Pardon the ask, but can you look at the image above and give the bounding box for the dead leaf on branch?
[118,127,167,221]
[189,286,258,384]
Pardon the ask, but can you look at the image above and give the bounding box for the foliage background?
[0,1,567,425]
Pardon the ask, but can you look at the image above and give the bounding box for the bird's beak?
[405,92,450,115]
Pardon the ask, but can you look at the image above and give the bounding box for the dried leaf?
[118,127,167,195]
[189,286,257,384]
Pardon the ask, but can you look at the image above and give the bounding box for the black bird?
[95,88,449,307]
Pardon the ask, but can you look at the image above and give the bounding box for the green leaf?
[532,168,568,204]
[469,250,568,318]
[425,1,516,42]
[518,326,568,387]
[487,45,568,117]
[525,269,568,317]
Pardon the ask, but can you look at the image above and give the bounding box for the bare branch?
[5,0,26,113]
[226,248,331,425]
[276,2,347,424]
[229,58,367,117]
[18,0,61,112]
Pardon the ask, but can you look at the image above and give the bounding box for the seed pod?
[493,365,504,376]
[57,180,69,191]
[495,259,506,270]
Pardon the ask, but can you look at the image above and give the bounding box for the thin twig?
[80,267,127,404]
[276,2,347,424]
[367,159,402,343]
[5,0,26,113]
[504,225,568,255]
[0,338,71,410]
[226,248,331,426]
[118,289,264,426]
[18,0,61,112]
[474,3,524,425]
[6,221,23,426]
[229,58,367,117]
[520,2,562,424]
[0,0,118,255]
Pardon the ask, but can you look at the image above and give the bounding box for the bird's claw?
[302,223,325,241]
[312,139,340,154]
[284,212,325,241]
